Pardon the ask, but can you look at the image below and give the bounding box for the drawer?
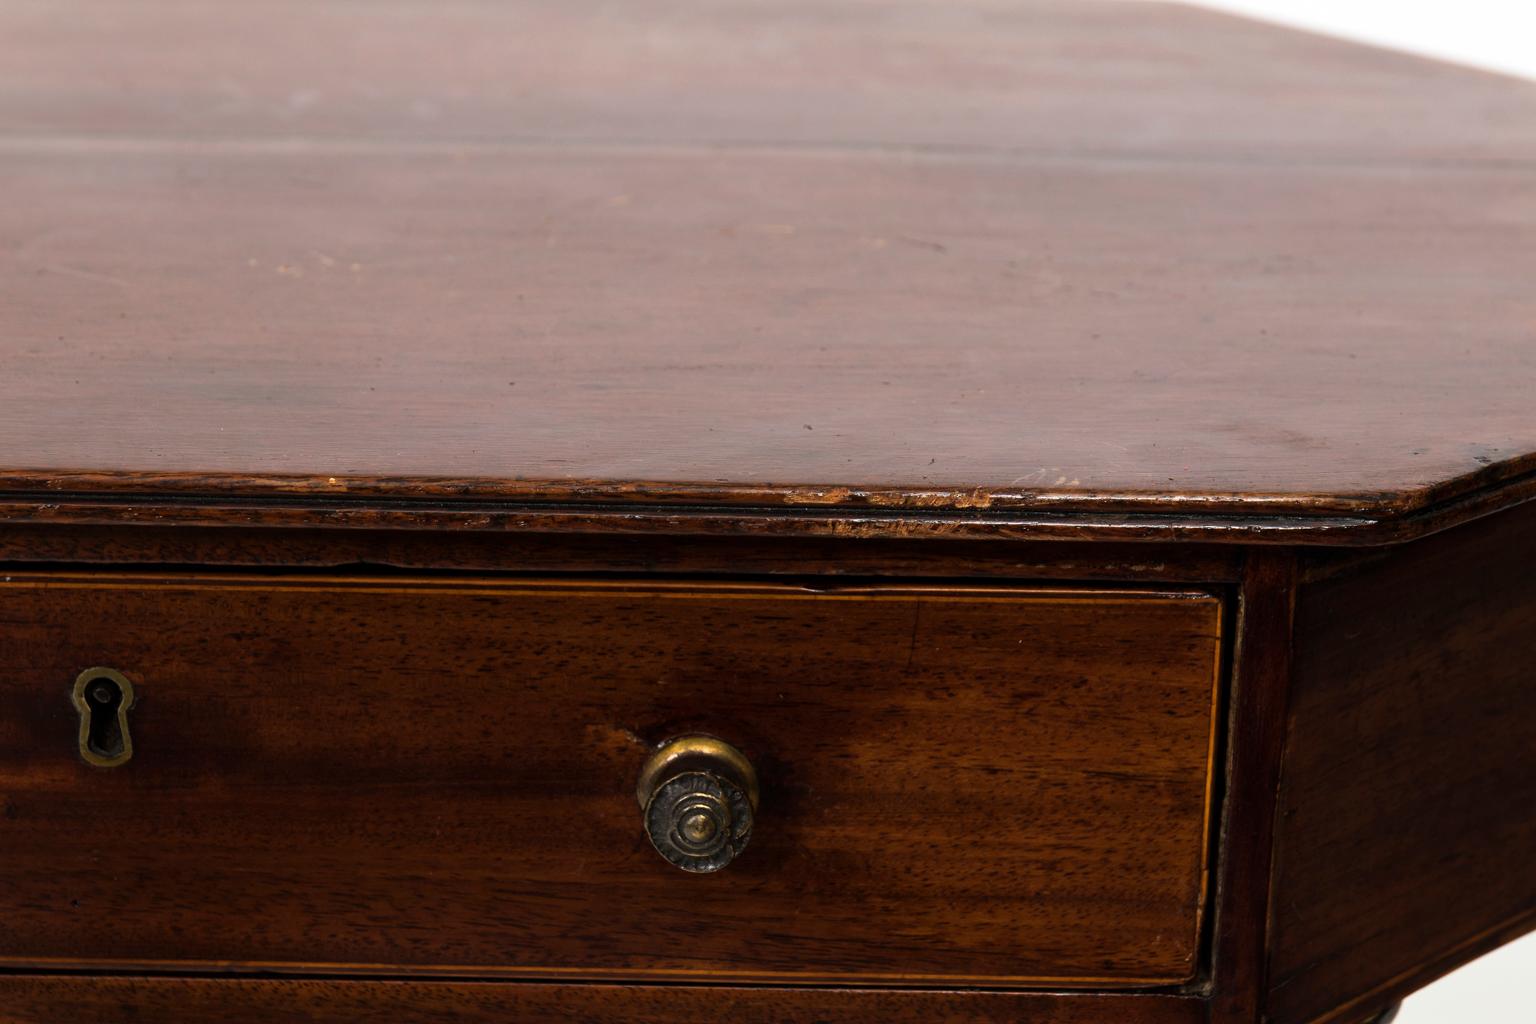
[0,574,1222,986]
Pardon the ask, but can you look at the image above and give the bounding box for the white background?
[1175,2,1536,1021]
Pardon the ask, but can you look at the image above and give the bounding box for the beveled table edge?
[0,458,1533,547]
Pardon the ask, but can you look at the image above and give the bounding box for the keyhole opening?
[72,668,135,767]
[85,678,125,759]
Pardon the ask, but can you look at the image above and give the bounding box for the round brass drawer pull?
[636,735,758,874]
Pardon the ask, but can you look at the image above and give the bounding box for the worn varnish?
[0,576,1220,985]
[1266,502,1536,1024]
[1,1,1535,541]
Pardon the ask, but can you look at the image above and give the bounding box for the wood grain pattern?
[2,0,1536,540]
[4,1,1535,1018]
[0,575,1221,985]
[1265,502,1536,1023]
[0,976,1205,1024]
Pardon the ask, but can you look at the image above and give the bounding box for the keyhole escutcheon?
[71,668,136,768]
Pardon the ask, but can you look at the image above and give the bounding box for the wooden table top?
[3,0,1534,544]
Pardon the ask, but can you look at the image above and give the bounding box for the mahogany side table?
[1,2,1532,1022]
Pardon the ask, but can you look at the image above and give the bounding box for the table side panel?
[1267,503,1536,1023]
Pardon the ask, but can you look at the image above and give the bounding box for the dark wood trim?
[0,974,1207,1023]
[3,448,1534,522]
[0,492,1370,544]
[0,524,1245,583]
[1206,550,1298,1022]
[1,466,1532,547]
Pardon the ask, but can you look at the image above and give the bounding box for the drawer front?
[0,575,1221,986]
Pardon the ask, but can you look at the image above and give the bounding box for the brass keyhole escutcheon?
[71,668,136,768]
[636,735,759,874]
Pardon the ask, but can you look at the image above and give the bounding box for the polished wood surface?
[5,2,1536,1020]
[9,0,1535,164]
[1266,503,1536,1023]
[0,575,1220,985]
[0,976,1204,1024]
[3,0,1536,542]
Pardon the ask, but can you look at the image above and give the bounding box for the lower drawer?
[0,574,1221,986]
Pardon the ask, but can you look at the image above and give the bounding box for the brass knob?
[636,735,758,874]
